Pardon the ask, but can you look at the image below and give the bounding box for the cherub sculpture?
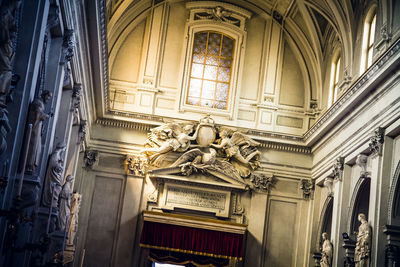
[211,128,261,169]
[141,123,200,163]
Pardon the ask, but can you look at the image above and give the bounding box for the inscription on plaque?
[166,187,226,210]
[161,184,231,217]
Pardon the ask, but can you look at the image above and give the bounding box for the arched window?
[360,11,376,73]
[328,55,340,108]
[186,31,234,110]
[180,2,250,117]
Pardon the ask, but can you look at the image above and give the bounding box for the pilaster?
[331,163,351,267]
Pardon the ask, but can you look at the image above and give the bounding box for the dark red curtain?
[140,221,244,260]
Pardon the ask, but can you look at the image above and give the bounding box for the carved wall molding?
[62,29,75,63]
[47,4,60,30]
[300,179,315,199]
[186,1,252,31]
[231,191,244,215]
[369,127,384,156]
[84,150,98,168]
[95,117,155,132]
[94,118,312,154]
[78,120,87,144]
[71,83,82,110]
[258,141,311,154]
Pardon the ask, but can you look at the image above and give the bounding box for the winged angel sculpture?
[140,122,200,165]
[142,116,261,181]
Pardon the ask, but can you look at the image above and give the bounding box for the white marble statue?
[211,128,261,168]
[25,90,52,173]
[42,142,66,207]
[141,123,201,162]
[320,232,333,267]
[57,175,74,231]
[354,213,371,267]
[67,193,81,246]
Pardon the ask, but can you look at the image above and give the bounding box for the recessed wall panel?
[264,200,297,267]
[84,177,122,266]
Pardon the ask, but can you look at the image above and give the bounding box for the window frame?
[328,54,341,108]
[185,31,235,110]
[360,8,377,74]
[179,20,246,118]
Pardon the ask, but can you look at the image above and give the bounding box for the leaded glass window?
[186,31,234,110]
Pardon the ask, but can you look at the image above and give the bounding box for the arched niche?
[316,196,334,249]
[348,177,371,235]
[387,160,400,226]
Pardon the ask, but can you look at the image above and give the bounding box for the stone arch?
[348,177,371,235]
[316,196,334,250]
[387,160,400,226]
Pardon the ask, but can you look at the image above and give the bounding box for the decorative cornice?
[95,118,156,131]
[106,110,165,123]
[258,141,311,154]
[304,38,400,141]
[99,0,111,113]
[95,117,311,154]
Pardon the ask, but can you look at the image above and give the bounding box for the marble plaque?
[161,183,231,217]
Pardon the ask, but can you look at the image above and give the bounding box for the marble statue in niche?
[67,193,81,246]
[57,175,74,231]
[42,142,66,208]
[320,232,333,267]
[24,90,52,173]
[354,213,372,267]
[0,0,21,107]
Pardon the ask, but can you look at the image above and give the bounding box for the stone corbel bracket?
[356,154,370,178]
[125,154,148,177]
[84,150,98,169]
[323,177,334,197]
[249,173,275,193]
[300,179,315,200]
[332,157,345,181]
[369,127,385,156]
